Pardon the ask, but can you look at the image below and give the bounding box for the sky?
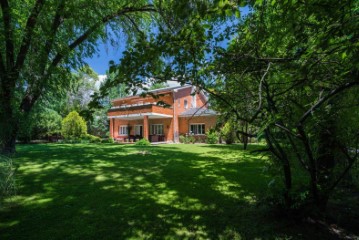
[84,6,251,77]
[84,41,125,76]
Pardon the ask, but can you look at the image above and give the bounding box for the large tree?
[0,0,159,153]
[208,0,359,213]
[99,0,359,215]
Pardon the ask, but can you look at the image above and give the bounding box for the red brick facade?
[108,86,217,142]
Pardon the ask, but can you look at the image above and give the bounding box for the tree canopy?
[98,0,359,214]
[1,0,222,153]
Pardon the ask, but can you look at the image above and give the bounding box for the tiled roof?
[179,108,217,117]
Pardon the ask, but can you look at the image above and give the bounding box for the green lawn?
[1,144,335,239]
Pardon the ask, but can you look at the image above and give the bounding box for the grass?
[0,143,341,239]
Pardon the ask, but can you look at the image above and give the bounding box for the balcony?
[108,103,173,120]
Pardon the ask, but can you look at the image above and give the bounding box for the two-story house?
[108,85,217,143]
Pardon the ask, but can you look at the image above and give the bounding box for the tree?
[61,111,87,139]
[98,0,359,215]
[0,0,158,154]
[208,1,359,213]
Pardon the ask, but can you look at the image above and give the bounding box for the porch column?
[143,115,149,140]
[110,118,114,138]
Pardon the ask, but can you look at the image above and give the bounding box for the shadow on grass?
[0,144,336,239]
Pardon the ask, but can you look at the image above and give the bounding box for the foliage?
[179,135,196,144]
[0,0,166,153]
[98,0,358,214]
[0,155,16,206]
[101,138,114,144]
[61,111,87,139]
[221,121,235,144]
[82,134,101,143]
[206,131,219,144]
[207,0,359,212]
[134,138,151,146]
[17,105,62,142]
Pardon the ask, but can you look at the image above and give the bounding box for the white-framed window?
[119,125,129,135]
[184,99,188,109]
[151,124,164,135]
[190,124,205,135]
[134,125,142,135]
[178,99,180,107]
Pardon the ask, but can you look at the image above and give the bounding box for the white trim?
[189,123,206,135]
[179,112,218,117]
[108,112,172,119]
[150,124,164,135]
[119,125,129,136]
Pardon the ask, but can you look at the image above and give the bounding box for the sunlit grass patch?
[0,143,336,239]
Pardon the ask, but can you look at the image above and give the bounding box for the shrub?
[101,138,114,143]
[0,155,16,206]
[179,135,186,143]
[61,111,87,139]
[179,135,194,144]
[188,135,196,144]
[87,134,101,143]
[206,131,219,144]
[221,122,235,144]
[135,138,151,146]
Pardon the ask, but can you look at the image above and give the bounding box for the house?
[108,85,217,143]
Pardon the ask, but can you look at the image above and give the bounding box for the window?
[184,99,188,109]
[178,99,180,107]
[151,124,164,135]
[134,125,142,136]
[190,124,205,135]
[119,125,129,135]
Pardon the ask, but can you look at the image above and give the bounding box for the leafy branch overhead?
[1,0,204,154]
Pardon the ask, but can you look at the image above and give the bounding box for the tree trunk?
[0,78,19,155]
[242,123,248,150]
[314,117,337,210]
[0,103,19,155]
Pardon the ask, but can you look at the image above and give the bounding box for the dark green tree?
[0,0,158,153]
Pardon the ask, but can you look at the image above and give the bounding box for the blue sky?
[84,6,251,76]
[84,42,126,75]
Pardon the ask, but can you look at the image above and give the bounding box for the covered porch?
[108,113,174,143]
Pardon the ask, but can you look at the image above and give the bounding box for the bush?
[179,135,196,144]
[0,155,16,206]
[189,135,196,144]
[135,138,151,146]
[222,122,235,144]
[206,131,219,144]
[179,135,186,143]
[101,138,114,143]
[86,134,101,143]
[61,111,87,139]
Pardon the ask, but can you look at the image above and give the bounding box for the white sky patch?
[95,75,107,89]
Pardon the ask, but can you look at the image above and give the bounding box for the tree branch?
[249,62,271,122]
[14,0,45,72]
[49,5,156,70]
[20,4,157,113]
[123,14,144,36]
[1,0,14,69]
[299,81,359,125]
